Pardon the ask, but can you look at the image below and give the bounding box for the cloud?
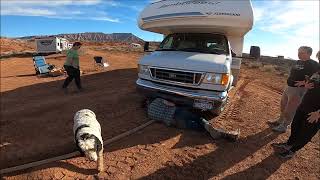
[257,1,319,36]
[90,17,120,23]
[252,7,264,23]
[1,7,56,16]
[249,0,319,59]
[1,0,102,6]
[0,0,121,23]
[102,0,120,7]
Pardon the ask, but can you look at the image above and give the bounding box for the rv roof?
[138,0,254,36]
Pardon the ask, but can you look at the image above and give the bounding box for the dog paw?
[94,172,108,180]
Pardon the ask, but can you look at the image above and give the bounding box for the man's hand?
[294,80,306,87]
[304,82,314,89]
[307,110,320,123]
[294,80,315,89]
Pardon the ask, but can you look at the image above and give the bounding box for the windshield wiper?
[178,48,225,55]
[207,49,226,55]
[177,48,204,53]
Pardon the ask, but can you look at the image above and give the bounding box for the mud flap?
[231,57,242,86]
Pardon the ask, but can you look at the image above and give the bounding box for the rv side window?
[160,36,174,49]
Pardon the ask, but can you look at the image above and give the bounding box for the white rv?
[136,0,254,114]
[36,37,69,54]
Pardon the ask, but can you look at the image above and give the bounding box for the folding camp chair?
[33,56,50,75]
[93,56,109,70]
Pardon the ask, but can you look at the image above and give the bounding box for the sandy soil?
[0,46,319,180]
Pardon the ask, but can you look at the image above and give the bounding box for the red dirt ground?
[0,46,319,180]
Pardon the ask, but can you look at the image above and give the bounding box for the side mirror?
[144,42,150,52]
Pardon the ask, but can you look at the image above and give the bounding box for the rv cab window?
[158,33,229,55]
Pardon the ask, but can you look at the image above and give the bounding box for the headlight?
[203,73,229,85]
[138,64,149,75]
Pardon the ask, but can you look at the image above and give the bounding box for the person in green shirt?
[62,42,83,92]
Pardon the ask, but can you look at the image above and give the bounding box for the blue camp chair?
[33,56,50,74]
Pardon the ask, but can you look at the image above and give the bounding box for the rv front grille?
[150,68,202,85]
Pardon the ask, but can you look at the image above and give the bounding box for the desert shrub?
[247,61,263,68]
[260,64,276,72]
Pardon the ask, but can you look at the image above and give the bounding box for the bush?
[260,65,276,72]
[247,62,263,68]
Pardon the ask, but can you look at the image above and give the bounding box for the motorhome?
[136,0,254,114]
[35,37,69,54]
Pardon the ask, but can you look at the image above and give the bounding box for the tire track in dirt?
[212,77,254,124]
[251,82,283,95]
[210,75,283,131]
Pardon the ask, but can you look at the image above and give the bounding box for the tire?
[212,105,224,116]
[209,96,229,116]
[250,46,261,59]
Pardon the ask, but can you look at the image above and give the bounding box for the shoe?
[272,124,288,133]
[62,88,68,94]
[271,142,292,151]
[267,118,282,126]
[77,88,84,93]
[278,150,295,159]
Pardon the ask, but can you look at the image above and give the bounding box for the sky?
[1,0,319,59]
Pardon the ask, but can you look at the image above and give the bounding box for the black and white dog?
[73,109,104,172]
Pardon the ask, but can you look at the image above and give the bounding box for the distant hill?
[0,37,35,55]
[17,32,145,43]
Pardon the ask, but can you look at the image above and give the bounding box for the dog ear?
[76,140,86,156]
[94,136,103,152]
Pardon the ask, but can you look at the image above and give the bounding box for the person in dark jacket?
[269,46,319,133]
[272,64,320,158]
[147,98,240,141]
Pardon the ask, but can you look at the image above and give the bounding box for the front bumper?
[136,78,228,109]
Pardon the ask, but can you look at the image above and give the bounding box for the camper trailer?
[36,37,69,54]
[131,43,142,48]
[136,0,254,114]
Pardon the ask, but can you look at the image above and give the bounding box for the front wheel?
[211,97,229,116]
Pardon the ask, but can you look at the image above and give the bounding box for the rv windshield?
[158,33,229,55]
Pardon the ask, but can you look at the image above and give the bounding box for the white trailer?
[36,37,69,54]
[136,0,255,114]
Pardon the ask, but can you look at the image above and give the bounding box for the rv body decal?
[40,40,54,46]
[159,1,221,9]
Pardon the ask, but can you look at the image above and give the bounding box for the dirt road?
[0,49,319,179]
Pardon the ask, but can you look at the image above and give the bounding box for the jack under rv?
[136,0,255,115]
[35,37,69,54]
